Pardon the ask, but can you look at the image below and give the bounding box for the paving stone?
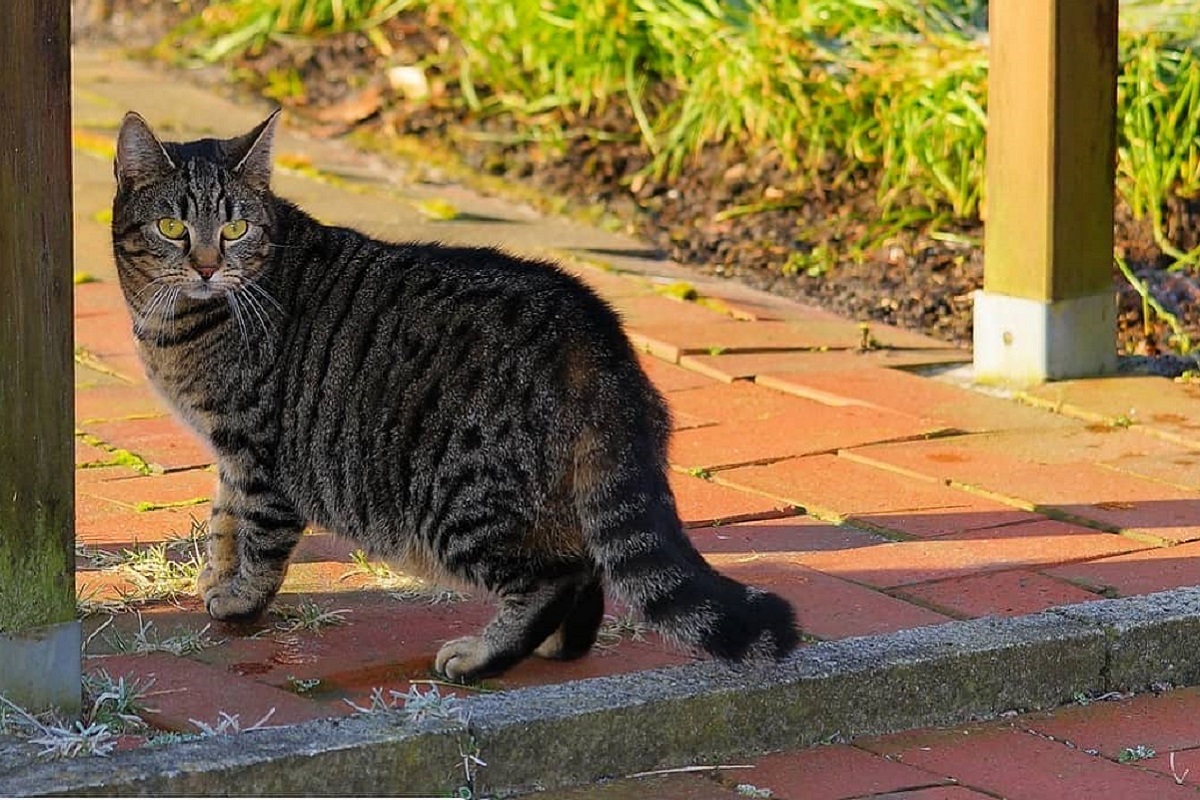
[864,725,1197,799]
[78,468,215,509]
[1142,747,1200,788]
[638,352,720,392]
[668,471,800,527]
[848,438,1200,543]
[76,491,210,547]
[1022,686,1200,760]
[1025,375,1200,447]
[76,383,168,424]
[717,455,1038,534]
[75,568,136,606]
[848,427,1180,476]
[669,409,719,432]
[630,319,869,362]
[75,359,131,389]
[192,593,493,690]
[75,309,137,358]
[75,439,113,466]
[683,281,847,323]
[866,789,998,800]
[612,294,733,328]
[705,554,952,638]
[678,349,970,383]
[87,652,339,732]
[491,634,696,690]
[89,352,150,384]
[894,570,1102,619]
[74,280,131,317]
[667,381,813,424]
[794,519,1149,589]
[291,530,359,564]
[688,516,888,555]
[1045,541,1200,597]
[82,416,215,471]
[1100,451,1200,492]
[737,744,955,800]
[757,368,1078,433]
[558,261,657,300]
[670,410,946,471]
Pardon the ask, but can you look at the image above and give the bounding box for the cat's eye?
[221,220,249,241]
[156,218,187,240]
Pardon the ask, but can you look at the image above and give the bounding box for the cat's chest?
[138,344,218,436]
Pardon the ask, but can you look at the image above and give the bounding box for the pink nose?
[193,263,218,281]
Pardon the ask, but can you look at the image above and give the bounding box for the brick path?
[61,46,1200,798]
[551,686,1200,799]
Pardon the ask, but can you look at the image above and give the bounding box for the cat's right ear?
[115,112,176,190]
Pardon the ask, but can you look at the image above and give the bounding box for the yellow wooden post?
[0,0,80,713]
[974,0,1119,384]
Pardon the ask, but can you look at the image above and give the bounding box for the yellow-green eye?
[221,220,249,241]
[156,218,187,239]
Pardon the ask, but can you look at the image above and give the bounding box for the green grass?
[167,0,1200,278]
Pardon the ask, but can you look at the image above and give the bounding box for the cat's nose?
[191,246,221,281]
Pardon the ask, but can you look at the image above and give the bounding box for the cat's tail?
[572,420,799,662]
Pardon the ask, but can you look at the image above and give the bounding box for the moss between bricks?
[133,498,208,513]
[76,432,155,475]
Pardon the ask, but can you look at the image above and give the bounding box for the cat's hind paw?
[435,636,491,682]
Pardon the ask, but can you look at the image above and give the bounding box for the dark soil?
[75,2,1200,366]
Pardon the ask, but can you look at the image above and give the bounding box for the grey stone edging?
[6,588,1200,797]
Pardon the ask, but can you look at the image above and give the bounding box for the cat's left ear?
[228,109,281,190]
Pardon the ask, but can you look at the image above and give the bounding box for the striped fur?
[111,111,799,681]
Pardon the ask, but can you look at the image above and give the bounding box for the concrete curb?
[6,587,1200,796]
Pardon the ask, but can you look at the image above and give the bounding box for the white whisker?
[226,292,250,355]
[239,284,277,343]
[245,278,285,315]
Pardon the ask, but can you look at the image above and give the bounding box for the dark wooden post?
[974,0,1119,384]
[0,0,80,713]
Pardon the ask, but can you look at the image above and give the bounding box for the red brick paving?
[668,471,800,527]
[861,724,1199,799]
[893,569,1102,618]
[1045,541,1200,597]
[687,516,887,555]
[76,384,168,424]
[678,348,970,383]
[65,91,1200,798]
[1022,686,1200,759]
[758,367,1080,433]
[797,519,1149,589]
[707,554,953,638]
[847,438,1200,544]
[82,415,215,472]
[718,454,1040,534]
[734,744,955,800]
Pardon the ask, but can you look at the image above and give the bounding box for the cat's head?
[112,111,281,302]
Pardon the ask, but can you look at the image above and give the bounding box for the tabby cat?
[111,110,799,681]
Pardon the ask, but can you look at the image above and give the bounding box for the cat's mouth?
[184,278,226,300]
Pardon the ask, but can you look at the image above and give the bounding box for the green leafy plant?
[1118,744,1157,763]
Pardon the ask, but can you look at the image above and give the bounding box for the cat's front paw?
[202,576,273,620]
[435,636,491,682]
[195,561,231,597]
